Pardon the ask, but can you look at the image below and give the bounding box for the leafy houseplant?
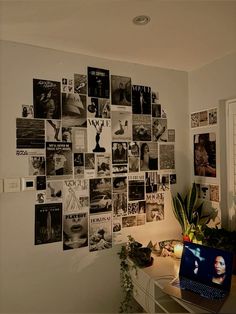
[172,183,218,243]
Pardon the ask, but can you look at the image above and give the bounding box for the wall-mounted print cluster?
[191,108,217,128]
[16,66,176,251]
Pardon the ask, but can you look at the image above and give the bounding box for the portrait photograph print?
[194,132,216,177]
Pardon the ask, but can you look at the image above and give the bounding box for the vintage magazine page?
[35,203,62,245]
[89,213,112,251]
[63,212,88,250]
[46,142,73,179]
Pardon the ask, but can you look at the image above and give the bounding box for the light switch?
[4,178,21,193]
[21,177,35,191]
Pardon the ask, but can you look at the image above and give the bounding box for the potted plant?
[172,183,218,243]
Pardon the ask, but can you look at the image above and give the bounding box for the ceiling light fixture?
[133,15,151,26]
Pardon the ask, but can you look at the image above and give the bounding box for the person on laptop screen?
[211,255,229,286]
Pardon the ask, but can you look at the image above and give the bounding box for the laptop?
[163,242,234,313]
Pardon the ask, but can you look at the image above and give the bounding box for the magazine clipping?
[74,153,84,179]
[209,108,217,125]
[62,92,87,127]
[84,153,96,178]
[112,176,127,193]
[112,141,128,164]
[146,193,164,222]
[152,104,161,118]
[145,172,160,194]
[152,91,160,104]
[46,142,73,179]
[128,173,145,202]
[191,112,200,128]
[87,97,111,119]
[63,179,89,213]
[113,192,128,216]
[33,79,61,119]
[112,164,128,176]
[128,141,140,173]
[152,118,168,142]
[132,114,151,141]
[122,215,137,228]
[87,118,111,153]
[89,213,112,252]
[128,201,139,215]
[137,213,146,226]
[36,175,47,191]
[35,203,62,245]
[74,74,87,95]
[209,184,220,202]
[111,109,132,140]
[46,120,62,142]
[16,118,45,155]
[132,85,151,115]
[199,110,208,127]
[159,144,175,170]
[113,216,123,245]
[168,129,175,142]
[159,174,170,192]
[140,142,158,171]
[36,191,46,204]
[29,156,46,176]
[72,128,87,153]
[96,154,111,177]
[46,180,63,202]
[89,178,112,214]
[111,75,131,106]
[21,104,34,118]
[61,77,74,93]
[63,212,88,250]
[87,67,110,99]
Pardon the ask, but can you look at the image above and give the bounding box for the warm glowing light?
[174,243,183,259]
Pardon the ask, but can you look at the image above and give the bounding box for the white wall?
[188,52,236,227]
[0,40,189,313]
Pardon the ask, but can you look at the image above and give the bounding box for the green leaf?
[186,183,198,222]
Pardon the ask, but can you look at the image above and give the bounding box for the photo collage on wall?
[191,107,220,204]
[16,67,176,251]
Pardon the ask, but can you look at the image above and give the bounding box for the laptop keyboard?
[180,277,226,300]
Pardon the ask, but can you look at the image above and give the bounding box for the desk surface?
[138,255,236,313]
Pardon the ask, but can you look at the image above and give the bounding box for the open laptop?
[163,242,234,313]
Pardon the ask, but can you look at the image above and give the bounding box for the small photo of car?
[90,194,112,213]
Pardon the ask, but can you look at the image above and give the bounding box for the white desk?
[129,255,236,313]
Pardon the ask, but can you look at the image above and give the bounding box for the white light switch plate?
[21,177,36,191]
[4,178,21,193]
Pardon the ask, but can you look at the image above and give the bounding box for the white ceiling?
[0,0,236,71]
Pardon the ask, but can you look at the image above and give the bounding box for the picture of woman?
[140,143,150,171]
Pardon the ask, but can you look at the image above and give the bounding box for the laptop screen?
[179,242,234,292]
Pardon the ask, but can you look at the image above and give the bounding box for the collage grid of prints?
[16,67,177,251]
[191,108,220,205]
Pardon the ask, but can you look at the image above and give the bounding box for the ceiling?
[0,0,236,71]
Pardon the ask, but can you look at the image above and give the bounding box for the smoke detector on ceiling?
[133,15,151,26]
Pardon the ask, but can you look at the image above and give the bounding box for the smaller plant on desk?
[172,182,218,243]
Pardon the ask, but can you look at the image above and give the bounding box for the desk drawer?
[130,266,155,298]
[133,282,155,313]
